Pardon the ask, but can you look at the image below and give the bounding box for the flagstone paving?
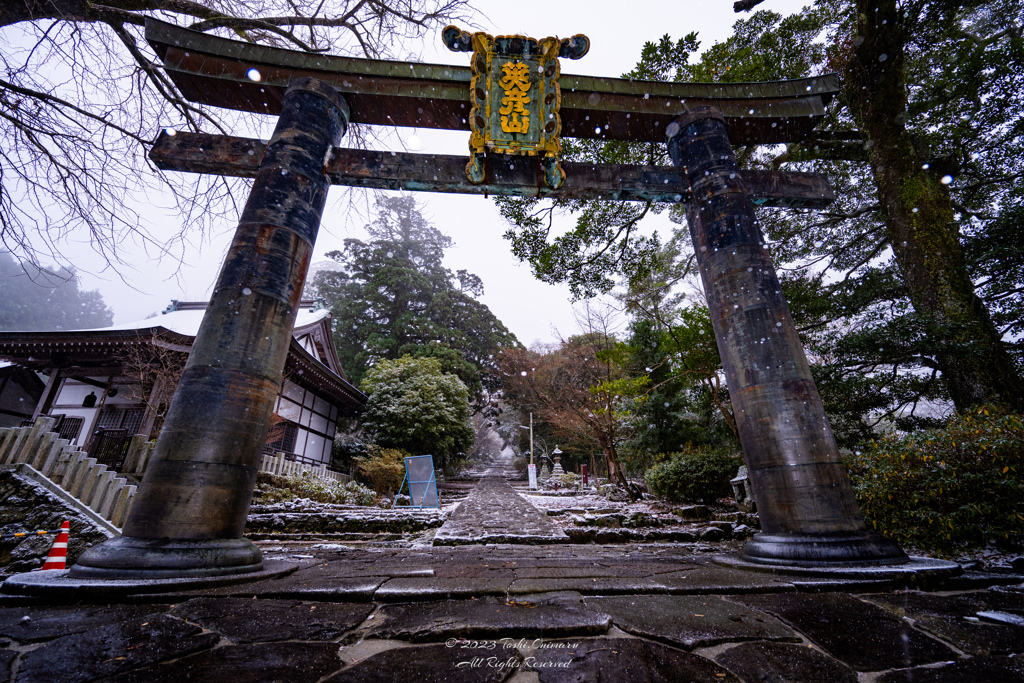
[0,541,1021,682]
[2,468,1024,681]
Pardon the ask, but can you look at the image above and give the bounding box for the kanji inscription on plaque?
[443,26,589,189]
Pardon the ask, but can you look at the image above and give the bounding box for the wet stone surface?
[586,594,799,649]
[433,563,516,579]
[658,565,800,595]
[193,557,390,600]
[714,641,858,682]
[508,576,668,595]
[171,597,372,642]
[15,613,219,683]
[528,637,741,682]
[326,642,519,682]
[433,476,569,545]
[111,641,344,683]
[365,592,610,641]
[732,592,957,671]
[0,604,169,642]
[375,576,513,601]
[874,654,1024,683]
[0,541,1021,682]
[0,649,15,681]
[866,589,1024,656]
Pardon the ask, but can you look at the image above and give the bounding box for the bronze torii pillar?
[666,107,907,566]
[71,78,349,578]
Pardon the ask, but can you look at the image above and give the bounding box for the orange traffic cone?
[40,521,69,571]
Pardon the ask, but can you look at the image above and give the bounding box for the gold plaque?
[443,27,589,189]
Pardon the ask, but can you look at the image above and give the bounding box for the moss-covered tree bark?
[844,0,1024,411]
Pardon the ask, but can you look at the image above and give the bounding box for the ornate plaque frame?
[443,26,588,189]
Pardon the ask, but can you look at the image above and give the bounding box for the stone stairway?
[0,418,151,531]
[432,475,569,546]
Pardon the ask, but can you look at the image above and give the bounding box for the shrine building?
[0,300,365,470]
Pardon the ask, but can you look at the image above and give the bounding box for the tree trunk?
[599,435,639,500]
[704,375,738,436]
[845,0,1024,411]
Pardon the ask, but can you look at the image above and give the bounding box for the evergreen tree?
[360,356,475,470]
[0,251,113,331]
[498,3,1024,420]
[311,195,519,394]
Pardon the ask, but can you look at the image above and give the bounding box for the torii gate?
[72,19,907,579]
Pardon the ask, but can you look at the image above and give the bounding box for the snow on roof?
[80,305,331,338]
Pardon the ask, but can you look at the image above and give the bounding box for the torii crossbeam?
[72,20,906,580]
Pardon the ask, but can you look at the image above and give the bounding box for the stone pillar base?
[69,536,262,579]
[741,531,909,567]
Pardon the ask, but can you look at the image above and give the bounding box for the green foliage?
[0,251,113,331]
[551,472,578,488]
[620,316,737,474]
[360,356,475,470]
[311,195,518,394]
[500,2,1024,419]
[330,438,368,474]
[847,407,1024,555]
[354,446,408,495]
[252,471,382,507]
[496,10,830,300]
[644,446,741,504]
[761,0,1024,413]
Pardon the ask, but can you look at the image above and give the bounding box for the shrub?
[847,407,1024,556]
[543,472,578,489]
[252,471,383,506]
[645,446,741,503]
[330,438,368,473]
[354,446,408,495]
[511,456,527,477]
[554,472,578,487]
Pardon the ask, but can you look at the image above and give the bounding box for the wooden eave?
[285,337,366,414]
[0,327,366,412]
[145,18,839,146]
[292,313,347,379]
[0,328,193,369]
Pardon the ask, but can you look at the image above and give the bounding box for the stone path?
[1,544,1022,682]
[433,475,569,546]
[4,452,1024,681]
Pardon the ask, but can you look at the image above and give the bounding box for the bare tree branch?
[0,0,473,271]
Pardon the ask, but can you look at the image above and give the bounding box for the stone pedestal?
[551,455,565,477]
[666,107,906,567]
[71,78,349,578]
[731,466,755,513]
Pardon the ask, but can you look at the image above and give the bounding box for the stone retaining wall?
[0,469,114,577]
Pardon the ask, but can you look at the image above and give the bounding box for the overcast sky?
[69,0,810,347]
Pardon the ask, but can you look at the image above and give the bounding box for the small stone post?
[72,78,349,578]
[666,106,907,566]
